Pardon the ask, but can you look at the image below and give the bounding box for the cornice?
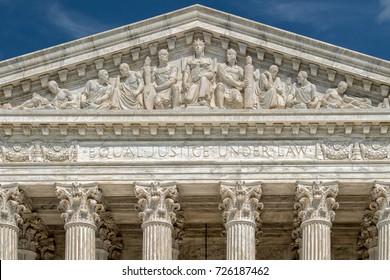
[0,109,389,137]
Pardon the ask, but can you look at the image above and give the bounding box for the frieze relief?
[0,142,77,163]
[0,141,389,163]
[0,38,386,111]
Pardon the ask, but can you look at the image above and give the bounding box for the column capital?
[96,211,123,260]
[55,182,103,227]
[172,211,185,253]
[358,201,379,259]
[373,182,390,224]
[0,183,25,228]
[135,182,180,225]
[18,213,49,254]
[219,181,263,225]
[295,181,339,223]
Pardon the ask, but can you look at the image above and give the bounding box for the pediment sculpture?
[0,39,383,111]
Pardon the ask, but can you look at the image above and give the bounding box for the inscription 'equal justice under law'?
[86,145,315,160]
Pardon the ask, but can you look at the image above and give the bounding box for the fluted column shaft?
[373,183,390,260]
[56,183,103,260]
[295,181,338,260]
[65,222,96,260]
[135,182,180,260]
[142,221,172,260]
[0,224,19,259]
[226,220,256,260]
[301,220,331,260]
[377,219,390,259]
[220,181,263,260]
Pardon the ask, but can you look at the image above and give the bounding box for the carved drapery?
[372,183,390,260]
[0,183,25,260]
[56,182,103,260]
[219,181,263,260]
[96,211,122,260]
[295,181,339,260]
[135,182,180,260]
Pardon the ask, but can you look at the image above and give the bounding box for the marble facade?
[0,5,390,260]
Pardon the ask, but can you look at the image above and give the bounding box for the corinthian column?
[135,182,180,260]
[295,181,339,260]
[0,183,25,260]
[373,183,390,260]
[219,181,263,260]
[56,183,103,260]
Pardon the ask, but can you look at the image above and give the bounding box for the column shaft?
[142,222,172,260]
[0,225,18,260]
[301,220,331,260]
[377,221,390,260]
[65,223,96,260]
[226,221,256,260]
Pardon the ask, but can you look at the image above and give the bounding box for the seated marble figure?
[215,48,246,109]
[182,39,215,107]
[111,63,144,110]
[254,65,285,109]
[286,71,320,109]
[80,69,112,109]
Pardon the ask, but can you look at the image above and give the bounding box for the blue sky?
[0,0,389,61]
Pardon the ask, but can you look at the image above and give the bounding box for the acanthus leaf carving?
[295,181,339,223]
[372,183,390,223]
[358,201,378,259]
[0,183,25,227]
[219,181,263,225]
[96,211,123,260]
[135,182,180,225]
[18,213,50,254]
[55,182,103,226]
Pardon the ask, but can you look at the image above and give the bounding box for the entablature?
[0,109,389,138]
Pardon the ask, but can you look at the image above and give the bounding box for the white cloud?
[378,0,390,22]
[46,2,111,39]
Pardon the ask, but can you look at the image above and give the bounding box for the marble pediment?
[0,4,389,111]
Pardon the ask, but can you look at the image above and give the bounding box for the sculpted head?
[98,69,109,83]
[144,56,151,67]
[297,71,308,85]
[193,38,205,54]
[119,63,130,77]
[269,65,278,78]
[47,80,59,94]
[158,49,169,65]
[337,81,348,94]
[226,49,237,65]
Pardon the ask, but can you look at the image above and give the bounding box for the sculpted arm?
[154,66,178,92]
[134,72,145,96]
[307,84,319,109]
[217,64,243,89]
[182,64,190,91]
